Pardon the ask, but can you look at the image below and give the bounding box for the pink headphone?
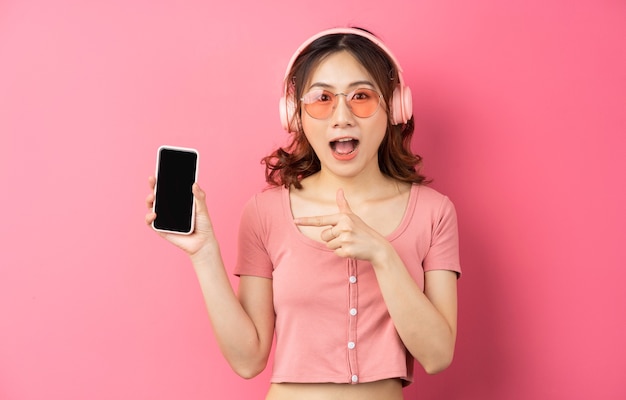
[279,27,413,133]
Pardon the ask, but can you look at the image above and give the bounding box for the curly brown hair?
[263,30,427,189]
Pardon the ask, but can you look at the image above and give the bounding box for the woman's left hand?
[293,189,391,264]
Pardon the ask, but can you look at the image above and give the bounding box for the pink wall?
[1,0,624,399]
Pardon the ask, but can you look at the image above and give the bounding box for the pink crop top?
[234,184,461,385]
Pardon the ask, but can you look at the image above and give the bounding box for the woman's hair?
[263,29,428,189]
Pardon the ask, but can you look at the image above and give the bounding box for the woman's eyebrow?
[307,80,376,90]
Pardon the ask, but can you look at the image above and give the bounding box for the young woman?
[145,27,461,400]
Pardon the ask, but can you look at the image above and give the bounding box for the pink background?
[1,0,625,399]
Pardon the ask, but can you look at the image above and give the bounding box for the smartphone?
[152,145,199,235]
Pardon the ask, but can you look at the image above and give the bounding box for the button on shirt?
[234,184,461,386]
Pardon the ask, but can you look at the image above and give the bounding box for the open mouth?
[330,138,360,155]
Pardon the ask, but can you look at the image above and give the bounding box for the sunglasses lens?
[301,88,381,119]
[349,88,380,118]
[302,89,332,119]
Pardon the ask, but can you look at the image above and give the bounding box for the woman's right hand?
[145,176,218,257]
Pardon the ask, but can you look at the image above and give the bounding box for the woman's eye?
[302,90,330,104]
[318,92,333,102]
[352,90,371,101]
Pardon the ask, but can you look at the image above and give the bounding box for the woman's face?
[300,50,388,180]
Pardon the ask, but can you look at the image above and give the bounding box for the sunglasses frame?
[300,87,383,120]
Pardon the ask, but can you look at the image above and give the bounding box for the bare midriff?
[265,378,404,400]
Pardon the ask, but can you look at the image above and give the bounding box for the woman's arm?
[191,248,275,378]
[146,179,275,378]
[370,248,457,374]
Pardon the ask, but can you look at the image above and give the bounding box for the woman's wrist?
[189,240,222,268]
[370,240,399,271]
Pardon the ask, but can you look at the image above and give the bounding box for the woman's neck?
[299,168,400,204]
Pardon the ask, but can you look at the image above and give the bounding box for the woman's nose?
[330,94,355,127]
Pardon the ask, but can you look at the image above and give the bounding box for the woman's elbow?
[422,350,454,375]
[234,367,263,380]
[231,358,268,380]
[423,358,452,375]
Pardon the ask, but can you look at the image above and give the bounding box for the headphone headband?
[282,27,407,89]
[279,27,413,132]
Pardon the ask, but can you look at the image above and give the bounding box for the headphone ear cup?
[391,85,413,125]
[402,85,413,123]
[279,94,297,132]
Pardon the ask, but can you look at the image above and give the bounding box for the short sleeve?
[233,195,274,279]
[423,196,461,277]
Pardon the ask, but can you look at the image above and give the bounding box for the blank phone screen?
[153,148,198,233]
